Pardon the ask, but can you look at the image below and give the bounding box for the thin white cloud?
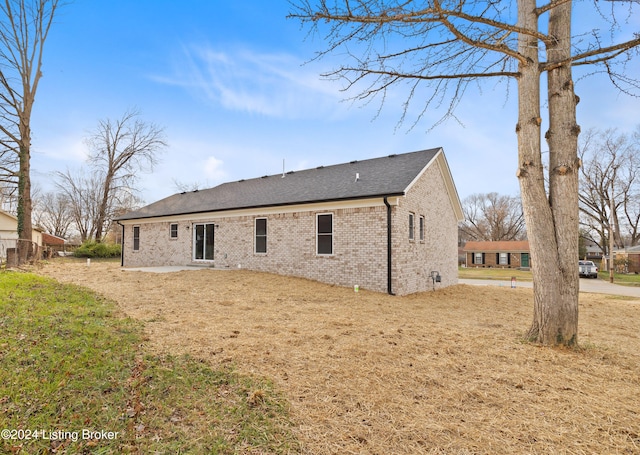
[155,44,344,119]
[33,134,89,163]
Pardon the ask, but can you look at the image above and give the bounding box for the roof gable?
[118,148,451,221]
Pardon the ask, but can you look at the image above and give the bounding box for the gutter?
[117,221,124,267]
[114,192,406,223]
[383,197,395,296]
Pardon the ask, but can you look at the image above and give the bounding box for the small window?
[419,216,425,241]
[499,252,509,265]
[409,213,415,240]
[170,223,178,239]
[474,252,483,264]
[133,226,140,251]
[317,213,333,255]
[255,218,267,254]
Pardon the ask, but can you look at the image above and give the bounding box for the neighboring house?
[42,233,67,256]
[115,148,464,295]
[583,240,604,261]
[626,246,640,274]
[613,245,640,274]
[0,209,43,260]
[463,240,531,269]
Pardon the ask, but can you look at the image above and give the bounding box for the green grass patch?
[458,266,533,281]
[597,270,640,286]
[0,272,299,454]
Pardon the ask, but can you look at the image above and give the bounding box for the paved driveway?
[459,278,640,299]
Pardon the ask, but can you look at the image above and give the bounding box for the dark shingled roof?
[116,148,442,221]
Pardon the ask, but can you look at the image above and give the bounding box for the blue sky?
[30,1,640,206]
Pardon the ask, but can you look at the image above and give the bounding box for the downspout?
[383,197,395,296]
[117,221,124,267]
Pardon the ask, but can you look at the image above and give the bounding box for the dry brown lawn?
[37,260,640,454]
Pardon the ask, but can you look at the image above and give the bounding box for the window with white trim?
[409,213,415,240]
[133,226,140,251]
[474,252,483,264]
[419,216,425,241]
[499,252,509,265]
[317,213,333,255]
[170,223,178,239]
[255,218,267,254]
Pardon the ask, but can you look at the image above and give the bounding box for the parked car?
[579,260,599,278]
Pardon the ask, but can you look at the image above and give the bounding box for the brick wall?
[121,159,461,295]
[466,252,526,268]
[391,160,460,295]
[122,206,390,293]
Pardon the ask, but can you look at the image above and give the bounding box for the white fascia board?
[117,196,400,225]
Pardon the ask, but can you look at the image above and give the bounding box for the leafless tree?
[33,191,73,238]
[0,0,60,263]
[461,193,525,242]
[86,109,166,241]
[290,0,640,345]
[579,127,640,253]
[0,181,17,212]
[55,169,102,242]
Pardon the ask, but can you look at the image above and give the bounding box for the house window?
[317,213,333,255]
[133,226,140,251]
[499,252,509,265]
[419,216,425,241]
[474,252,483,264]
[409,213,415,240]
[255,218,267,254]
[170,223,178,239]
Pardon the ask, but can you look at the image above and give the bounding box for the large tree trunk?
[17,140,33,265]
[95,172,113,242]
[517,0,579,345]
[543,1,579,344]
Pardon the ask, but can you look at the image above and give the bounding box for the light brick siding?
[124,221,193,266]
[123,206,390,293]
[391,161,459,295]
[121,160,459,295]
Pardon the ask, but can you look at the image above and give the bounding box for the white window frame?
[316,213,333,255]
[499,252,508,265]
[255,218,267,254]
[170,223,178,239]
[409,213,415,241]
[133,226,140,251]
[193,222,215,261]
[419,216,425,241]
[474,252,483,264]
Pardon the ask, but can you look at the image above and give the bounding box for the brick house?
[115,148,463,295]
[627,246,640,274]
[614,245,640,274]
[463,240,531,269]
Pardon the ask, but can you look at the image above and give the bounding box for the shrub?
[73,241,121,258]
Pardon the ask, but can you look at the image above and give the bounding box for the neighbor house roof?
[117,148,462,221]
[624,245,640,254]
[42,233,66,246]
[463,240,530,252]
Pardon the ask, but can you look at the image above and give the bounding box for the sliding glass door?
[194,223,215,261]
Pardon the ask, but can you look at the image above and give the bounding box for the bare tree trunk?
[0,0,59,265]
[17,143,33,263]
[94,171,113,242]
[521,0,579,345]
